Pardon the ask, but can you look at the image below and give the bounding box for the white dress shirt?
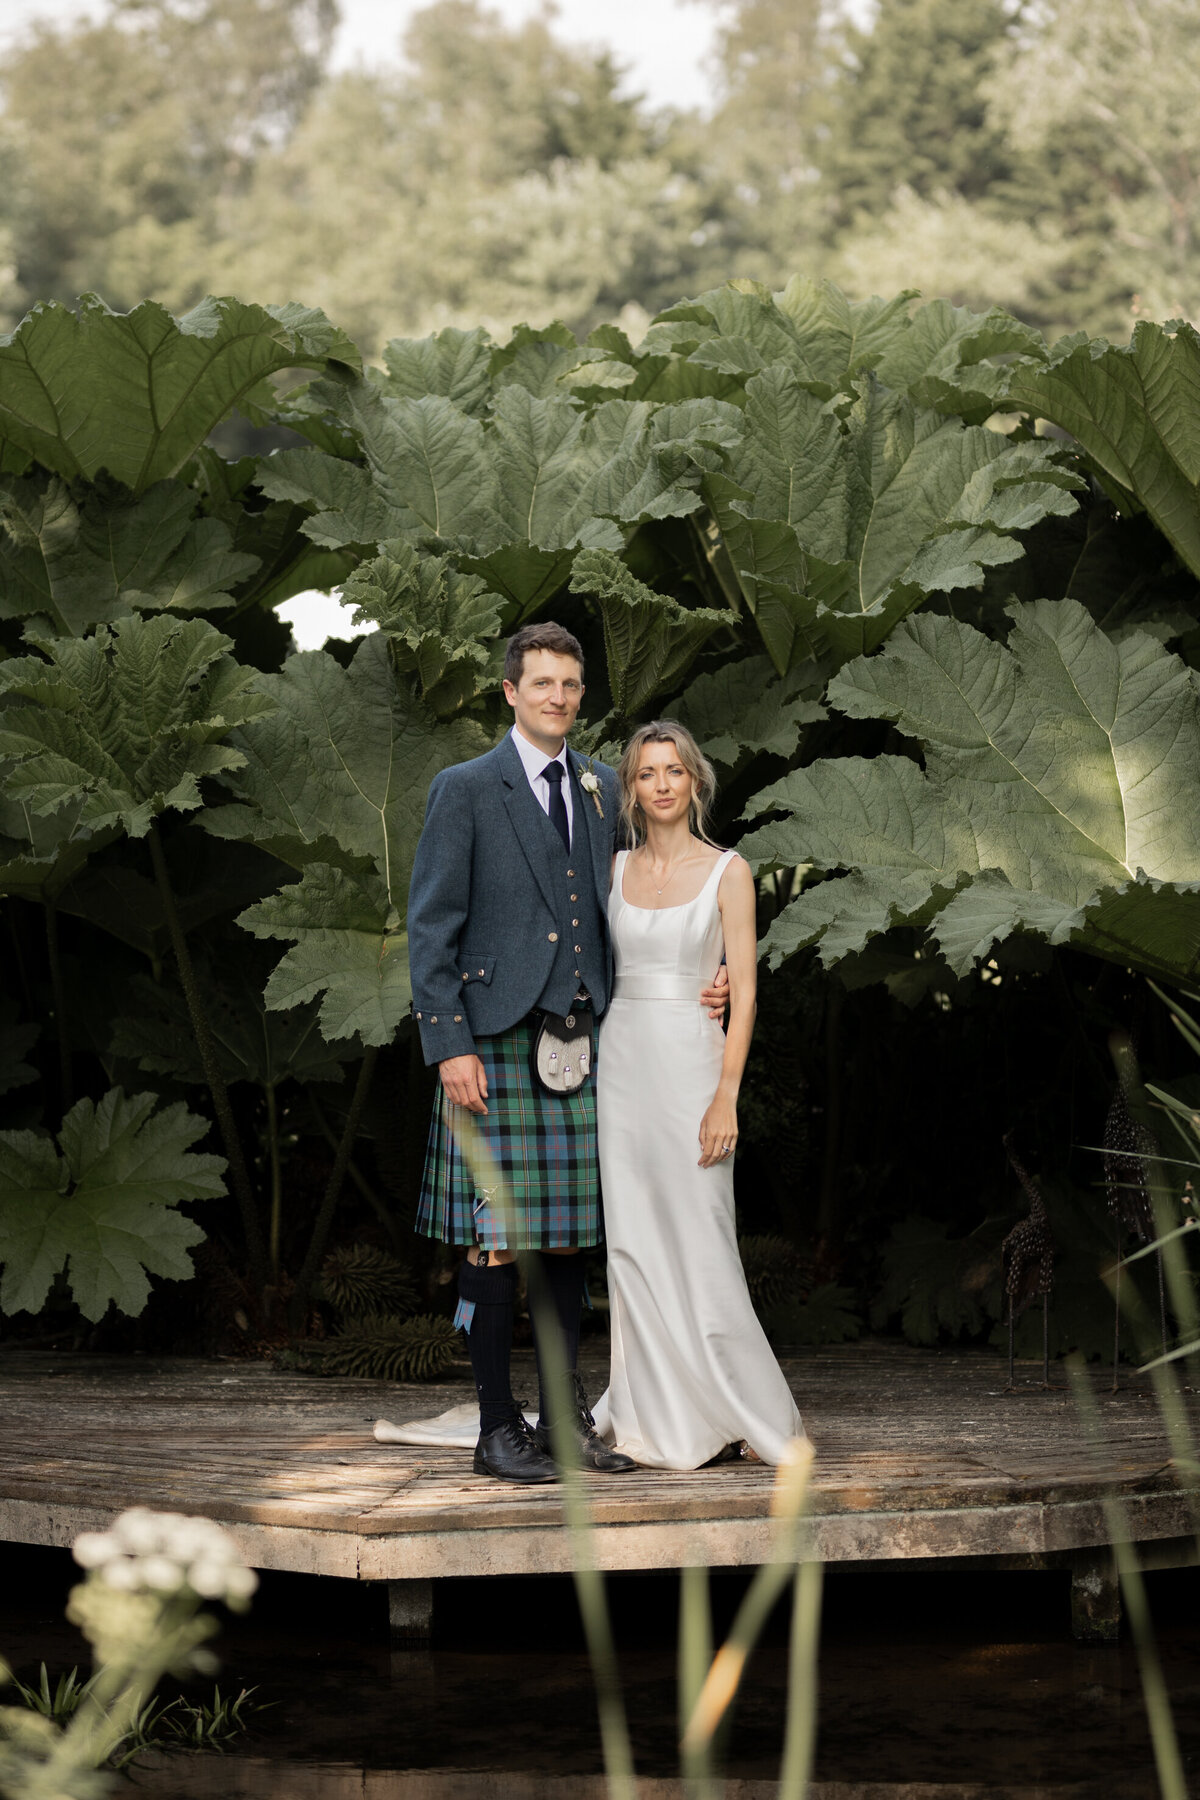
[510,725,574,847]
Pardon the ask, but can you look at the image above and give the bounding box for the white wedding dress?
[372,848,803,1466]
[589,850,803,1470]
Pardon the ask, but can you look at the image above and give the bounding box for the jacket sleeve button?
[462,971,469,980]
[478,968,485,975]
[454,1015,462,1023]
[416,1011,423,1019]
[431,1015,437,1023]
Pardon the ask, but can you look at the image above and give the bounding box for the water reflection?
[2,1550,1194,1799]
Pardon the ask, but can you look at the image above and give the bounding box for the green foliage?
[872,1215,1004,1344]
[0,1088,223,1320]
[0,474,260,636]
[343,541,504,715]
[317,1243,418,1317]
[708,368,1082,670]
[107,947,355,1092]
[737,1233,808,1313]
[0,615,274,843]
[0,295,358,490]
[568,548,734,716]
[1004,321,1200,578]
[0,999,38,1099]
[672,656,826,772]
[291,1311,459,1381]
[744,599,1200,986]
[874,1185,1152,1360]
[208,634,488,1044]
[762,1285,862,1347]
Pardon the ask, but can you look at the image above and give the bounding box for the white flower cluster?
[73,1508,258,1602]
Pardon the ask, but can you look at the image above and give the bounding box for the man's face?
[504,649,584,751]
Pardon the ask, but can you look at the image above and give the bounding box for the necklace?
[640,846,698,895]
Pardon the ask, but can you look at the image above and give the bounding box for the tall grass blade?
[778,1558,822,1800]
[1067,1357,1188,1800]
[678,1561,717,1799]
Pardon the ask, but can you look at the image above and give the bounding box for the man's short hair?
[504,622,585,687]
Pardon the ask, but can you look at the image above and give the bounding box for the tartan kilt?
[416,1018,601,1250]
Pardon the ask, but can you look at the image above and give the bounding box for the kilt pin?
[407,731,620,1251]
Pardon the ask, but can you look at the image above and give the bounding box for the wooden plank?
[2,1345,1197,1582]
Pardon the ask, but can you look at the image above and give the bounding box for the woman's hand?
[698,1093,738,1168]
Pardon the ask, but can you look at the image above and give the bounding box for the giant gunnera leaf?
[742,598,1200,986]
[0,615,274,838]
[0,472,260,635]
[257,377,742,617]
[707,369,1082,672]
[1003,319,1200,579]
[0,1088,223,1320]
[0,294,360,491]
[205,634,490,1045]
[568,548,734,717]
[342,541,504,716]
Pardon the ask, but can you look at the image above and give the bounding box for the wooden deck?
[1,1342,1196,1633]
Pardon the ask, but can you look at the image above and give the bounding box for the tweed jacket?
[407,732,621,1066]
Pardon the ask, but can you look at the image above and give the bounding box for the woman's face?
[632,739,694,826]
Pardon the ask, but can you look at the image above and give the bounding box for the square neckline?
[617,847,733,913]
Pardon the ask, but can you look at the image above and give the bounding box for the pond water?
[2,1546,1196,1798]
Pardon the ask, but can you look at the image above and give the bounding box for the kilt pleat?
[416,1019,600,1249]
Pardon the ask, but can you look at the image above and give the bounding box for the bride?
[374,720,802,1470]
[590,721,803,1469]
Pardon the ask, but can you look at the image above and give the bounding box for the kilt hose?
[416,1017,601,1250]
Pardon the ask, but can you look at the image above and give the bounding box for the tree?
[819,0,1016,233]
[0,0,338,319]
[984,0,1200,328]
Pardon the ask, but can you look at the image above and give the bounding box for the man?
[407,621,637,1483]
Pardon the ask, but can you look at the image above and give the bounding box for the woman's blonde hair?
[618,720,720,848]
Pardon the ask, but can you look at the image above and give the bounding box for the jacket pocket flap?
[460,955,495,986]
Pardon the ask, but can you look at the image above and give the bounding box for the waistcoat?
[529,797,609,1016]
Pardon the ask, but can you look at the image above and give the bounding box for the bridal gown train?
[589,850,803,1470]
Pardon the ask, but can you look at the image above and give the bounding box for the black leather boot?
[535,1374,637,1473]
[473,1414,559,1484]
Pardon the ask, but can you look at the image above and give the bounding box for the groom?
[406,621,637,1483]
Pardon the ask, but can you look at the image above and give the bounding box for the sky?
[3,0,722,111]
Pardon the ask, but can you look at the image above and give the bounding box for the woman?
[590,721,803,1470]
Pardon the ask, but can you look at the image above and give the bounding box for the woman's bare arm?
[697,856,758,1167]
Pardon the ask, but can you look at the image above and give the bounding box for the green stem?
[147,822,267,1288]
[44,897,74,1113]
[266,1083,283,1283]
[817,979,844,1241]
[289,1046,379,1333]
[308,1091,406,1253]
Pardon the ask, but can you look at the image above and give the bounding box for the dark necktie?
[542,760,570,851]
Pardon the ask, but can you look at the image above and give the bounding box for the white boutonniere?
[577,760,605,818]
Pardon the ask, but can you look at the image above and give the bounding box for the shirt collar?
[510,724,568,782]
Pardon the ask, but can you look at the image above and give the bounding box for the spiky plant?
[317,1243,419,1318]
[297,1313,459,1382]
[738,1234,808,1314]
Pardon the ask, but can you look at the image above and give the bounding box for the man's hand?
[439,1053,489,1114]
[699,963,729,1023]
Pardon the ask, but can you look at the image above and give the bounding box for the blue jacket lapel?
[499,733,559,915]
[567,752,610,903]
